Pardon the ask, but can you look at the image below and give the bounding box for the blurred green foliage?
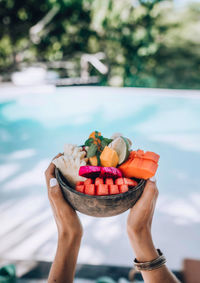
[0,0,200,89]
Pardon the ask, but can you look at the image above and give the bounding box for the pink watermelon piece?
[100,167,122,179]
[79,166,102,178]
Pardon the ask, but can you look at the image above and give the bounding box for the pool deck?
[0,85,200,272]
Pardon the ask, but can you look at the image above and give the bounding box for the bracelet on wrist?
[133,249,166,271]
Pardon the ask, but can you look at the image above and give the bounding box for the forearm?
[48,233,82,283]
[128,230,180,283]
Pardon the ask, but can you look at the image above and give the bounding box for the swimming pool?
[1,86,200,269]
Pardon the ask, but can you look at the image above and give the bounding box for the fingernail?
[50,178,58,187]
[149,176,156,183]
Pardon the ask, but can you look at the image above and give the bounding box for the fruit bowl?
[55,168,146,217]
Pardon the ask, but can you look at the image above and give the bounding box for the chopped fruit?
[96,184,109,195]
[85,184,95,195]
[76,185,85,193]
[100,146,119,167]
[84,178,93,185]
[76,181,84,186]
[145,151,160,163]
[115,177,138,186]
[89,156,98,166]
[119,184,128,193]
[123,178,138,186]
[95,177,104,185]
[105,178,114,186]
[109,185,120,195]
[115,178,124,186]
[79,166,122,179]
[100,166,122,178]
[118,149,159,179]
[129,151,136,159]
[79,166,101,178]
[108,136,130,164]
[75,175,138,195]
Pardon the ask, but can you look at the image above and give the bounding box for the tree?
[0,0,200,89]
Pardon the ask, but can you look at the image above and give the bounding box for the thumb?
[48,178,66,206]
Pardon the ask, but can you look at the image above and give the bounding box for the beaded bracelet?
[134,249,166,271]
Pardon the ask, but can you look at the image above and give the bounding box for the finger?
[131,178,158,214]
[48,178,66,206]
[48,178,76,218]
[141,178,158,202]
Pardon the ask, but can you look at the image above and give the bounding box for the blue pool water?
[0,86,200,269]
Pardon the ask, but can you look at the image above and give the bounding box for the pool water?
[0,86,200,269]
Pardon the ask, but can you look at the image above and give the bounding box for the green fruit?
[122,136,132,150]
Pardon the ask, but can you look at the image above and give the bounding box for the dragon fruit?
[79,165,123,179]
[100,167,122,179]
[79,166,102,178]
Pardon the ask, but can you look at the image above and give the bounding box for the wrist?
[128,228,159,262]
[127,225,151,241]
[58,228,83,244]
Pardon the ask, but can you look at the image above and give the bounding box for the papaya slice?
[118,150,159,180]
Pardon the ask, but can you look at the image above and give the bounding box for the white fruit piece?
[53,144,88,188]
[111,132,123,140]
[111,133,132,150]
[108,136,130,165]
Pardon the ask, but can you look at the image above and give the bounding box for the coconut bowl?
[55,168,146,217]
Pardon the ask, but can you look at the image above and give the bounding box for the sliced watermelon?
[100,167,122,178]
[84,178,93,185]
[79,166,101,178]
[109,185,120,195]
[76,181,84,186]
[95,177,104,185]
[75,185,85,193]
[105,178,114,186]
[119,184,128,193]
[85,184,95,195]
[96,184,109,195]
[124,178,138,187]
[115,178,124,185]
[115,178,137,186]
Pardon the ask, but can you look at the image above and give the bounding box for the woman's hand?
[127,177,159,262]
[45,153,83,240]
[127,177,158,238]
[127,178,180,283]
[45,154,83,283]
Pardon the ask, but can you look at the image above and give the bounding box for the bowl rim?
[55,167,146,200]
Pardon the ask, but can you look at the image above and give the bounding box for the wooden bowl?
[55,168,146,217]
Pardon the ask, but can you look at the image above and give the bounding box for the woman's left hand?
[45,154,83,283]
[45,154,83,240]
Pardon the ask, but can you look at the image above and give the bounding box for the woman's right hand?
[127,178,159,262]
[127,179,181,283]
